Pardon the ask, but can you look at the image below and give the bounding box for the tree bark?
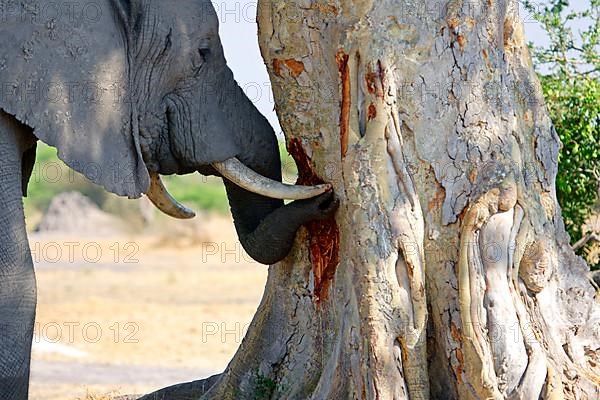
[195,1,600,399]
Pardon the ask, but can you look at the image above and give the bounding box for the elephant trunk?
[218,85,310,264]
[222,130,297,264]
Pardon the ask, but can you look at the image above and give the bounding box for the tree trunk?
[160,1,600,399]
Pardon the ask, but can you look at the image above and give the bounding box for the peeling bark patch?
[456,34,466,51]
[366,71,378,94]
[503,17,525,53]
[311,3,339,15]
[449,321,465,384]
[273,59,305,78]
[482,49,492,70]
[468,168,478,184]
[454,348,465,384]
[337,50,350,157]
[285,59,305,78]
[503,18,515,50]
[367,103,377,121]
[428,180,446,212]
[447,17,460,30]
[446,7,469,53]
[273,59,283,77]
[288,139,340,302]
[365,62,385,98]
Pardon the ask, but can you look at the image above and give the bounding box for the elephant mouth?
[144,94,331,219]
[144,129,331,219]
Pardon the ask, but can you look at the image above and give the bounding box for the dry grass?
[81,391,120,400]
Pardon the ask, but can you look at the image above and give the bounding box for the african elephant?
[0,1,337,397]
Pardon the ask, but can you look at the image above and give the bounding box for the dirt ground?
[28,215,267,400]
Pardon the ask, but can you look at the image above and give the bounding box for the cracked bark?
[195,1,599,399]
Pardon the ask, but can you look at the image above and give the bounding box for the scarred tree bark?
[142,1,600,399]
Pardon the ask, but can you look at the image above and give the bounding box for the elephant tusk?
[146,172,196,219]
[212,157,332,200]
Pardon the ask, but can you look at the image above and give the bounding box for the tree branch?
[572,232,600,251]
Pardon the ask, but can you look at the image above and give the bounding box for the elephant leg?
[0,110,37,399]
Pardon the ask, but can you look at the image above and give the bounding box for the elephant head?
[0,0,337,264]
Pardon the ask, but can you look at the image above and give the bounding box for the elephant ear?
[0,0,149,198]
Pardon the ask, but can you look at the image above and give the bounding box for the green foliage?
[521,0,599,268]
[522,0,599,77]
[541,76,599,238]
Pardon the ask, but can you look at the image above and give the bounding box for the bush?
[540,76,599,240]
[522,0,599,268]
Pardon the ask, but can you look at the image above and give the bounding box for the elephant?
[0,0,338,398]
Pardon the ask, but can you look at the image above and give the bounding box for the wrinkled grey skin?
[0,1,337,398]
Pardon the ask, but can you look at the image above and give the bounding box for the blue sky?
[215,1,588,133]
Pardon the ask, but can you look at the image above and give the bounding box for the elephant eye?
[198,47,211,61]
[192,47,211,74]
